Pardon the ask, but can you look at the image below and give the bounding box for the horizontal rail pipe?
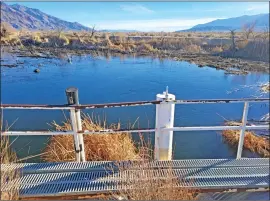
[1,98,269,110]
[167,98,270,104]
[2,125,269,136]
[0,100,161,110]
[162,125,270,132]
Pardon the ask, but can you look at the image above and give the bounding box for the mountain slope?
[0,2,90,31]
[179,13,269,32]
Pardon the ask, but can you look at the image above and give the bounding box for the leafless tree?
[160,31,165,48]
[229,29,237,54]
[89,25,96,39]
[55,26,65,38]
[260,24,269,41]
[242,21,257,40]
[73,25,96,42]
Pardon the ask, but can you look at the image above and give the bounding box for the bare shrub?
[237,39,249,49]
[99,33,113,47]
[31,32,42,45]
[261,83,270,93]
[211,46,223,53]
[222,121,269,157]
[185,44,201,53]
[136,43,155,53]
[242,21,256,40]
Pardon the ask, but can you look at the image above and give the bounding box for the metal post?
[154,87,175,160]
[66,87,86,162]
[236,102,249,159]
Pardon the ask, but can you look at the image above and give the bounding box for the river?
[1,53,269,161]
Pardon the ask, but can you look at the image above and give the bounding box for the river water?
[1,54,269,161]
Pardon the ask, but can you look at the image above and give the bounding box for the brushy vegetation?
[1,23,269,62]
[261,82,270,93]
[0,136,19,200]
[42,113,147,162]
[1,22,269,74]
[222,121,269,157]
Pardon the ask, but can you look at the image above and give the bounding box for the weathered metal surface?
[2,158,269,173]
[162,125,270,131]
[0,100,161,110]
[197,191,270,200]
[1,159,269,198]
[2,125,269,136]
[168,98,270,104]
[1,98,269,110]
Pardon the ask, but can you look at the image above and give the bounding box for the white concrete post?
[66,87,86,162]
[236,102,249,159]
[75,109,86,162]
[69,108,81,162]
[155,87,175,160]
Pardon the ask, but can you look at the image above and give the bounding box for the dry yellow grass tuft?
[42,114,140,162]
[0,136,20,200]
[261,83,269,93]
[185,44,201,53]
[222,122,269,157]
[237,39,249,49]
[211,46,223,53]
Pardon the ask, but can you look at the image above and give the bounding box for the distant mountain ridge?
[100,29,140,33]
[0,2,90,31]
[178,13,269,32]
[1,2,269,33]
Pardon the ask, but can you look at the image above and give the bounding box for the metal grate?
[197,191,270,200]
[3,166,268,186]
[2,159,269,198]
[9,175,270,197]
[2,158,269,174]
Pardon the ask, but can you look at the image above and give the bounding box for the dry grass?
[3,29,269,63]
[211,46,223,53]
[42,113,141,162]
[222,121,269,157]
[114,160,196,200]
[261,83,270,93]
[237,39,249,49]
[185,44,201,53]
[0,136,20,200]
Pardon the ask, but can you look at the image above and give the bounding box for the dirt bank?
[3,45,269,75]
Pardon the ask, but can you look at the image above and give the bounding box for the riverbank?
[1,30,269,75]
[2,45,269,75]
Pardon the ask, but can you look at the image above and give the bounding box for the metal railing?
[1,87,269,162]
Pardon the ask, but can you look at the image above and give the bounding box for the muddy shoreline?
[2,45,269,75]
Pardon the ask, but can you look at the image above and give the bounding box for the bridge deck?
[1,158,269,198]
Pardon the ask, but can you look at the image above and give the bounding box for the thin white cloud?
[120,4,154,14]
[92,18,221,32]
[246,3,269,12]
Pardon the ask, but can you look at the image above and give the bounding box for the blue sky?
[7,2,269,31]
